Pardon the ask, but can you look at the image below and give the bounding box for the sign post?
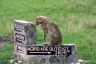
[14,20,77,64]
[14,20,36,63]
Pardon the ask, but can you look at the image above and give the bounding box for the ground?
[0,0,96,64]
[0,42,7,51]
[0,39,13,64]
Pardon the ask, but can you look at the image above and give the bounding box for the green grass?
[0,44,13,64]
[0,0,96,64]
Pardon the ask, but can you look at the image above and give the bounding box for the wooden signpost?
[14,20,77,64]
[14,20,36,63]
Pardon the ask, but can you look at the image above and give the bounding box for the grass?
[0,44,13,64]
[0,0,96,64]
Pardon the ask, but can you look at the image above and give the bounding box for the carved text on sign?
[14,23,24,32]
[27,46,72,56]
[15,33,25,43]
[17,45,25,54]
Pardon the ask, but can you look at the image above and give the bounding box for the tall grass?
[0,0,96,64]
[0,44,13,64]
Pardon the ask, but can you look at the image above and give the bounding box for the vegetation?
[0,44,13,64]
[0,0,96,64]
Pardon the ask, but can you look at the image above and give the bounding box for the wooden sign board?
[27,45,72,56]
[14,20,36,45]
[27,44,77,64]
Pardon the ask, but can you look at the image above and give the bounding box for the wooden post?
[14,20,36,63]
[14,20,78,64]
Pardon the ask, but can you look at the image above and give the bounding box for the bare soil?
[0,37,13,51]
[0,42,7,51]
